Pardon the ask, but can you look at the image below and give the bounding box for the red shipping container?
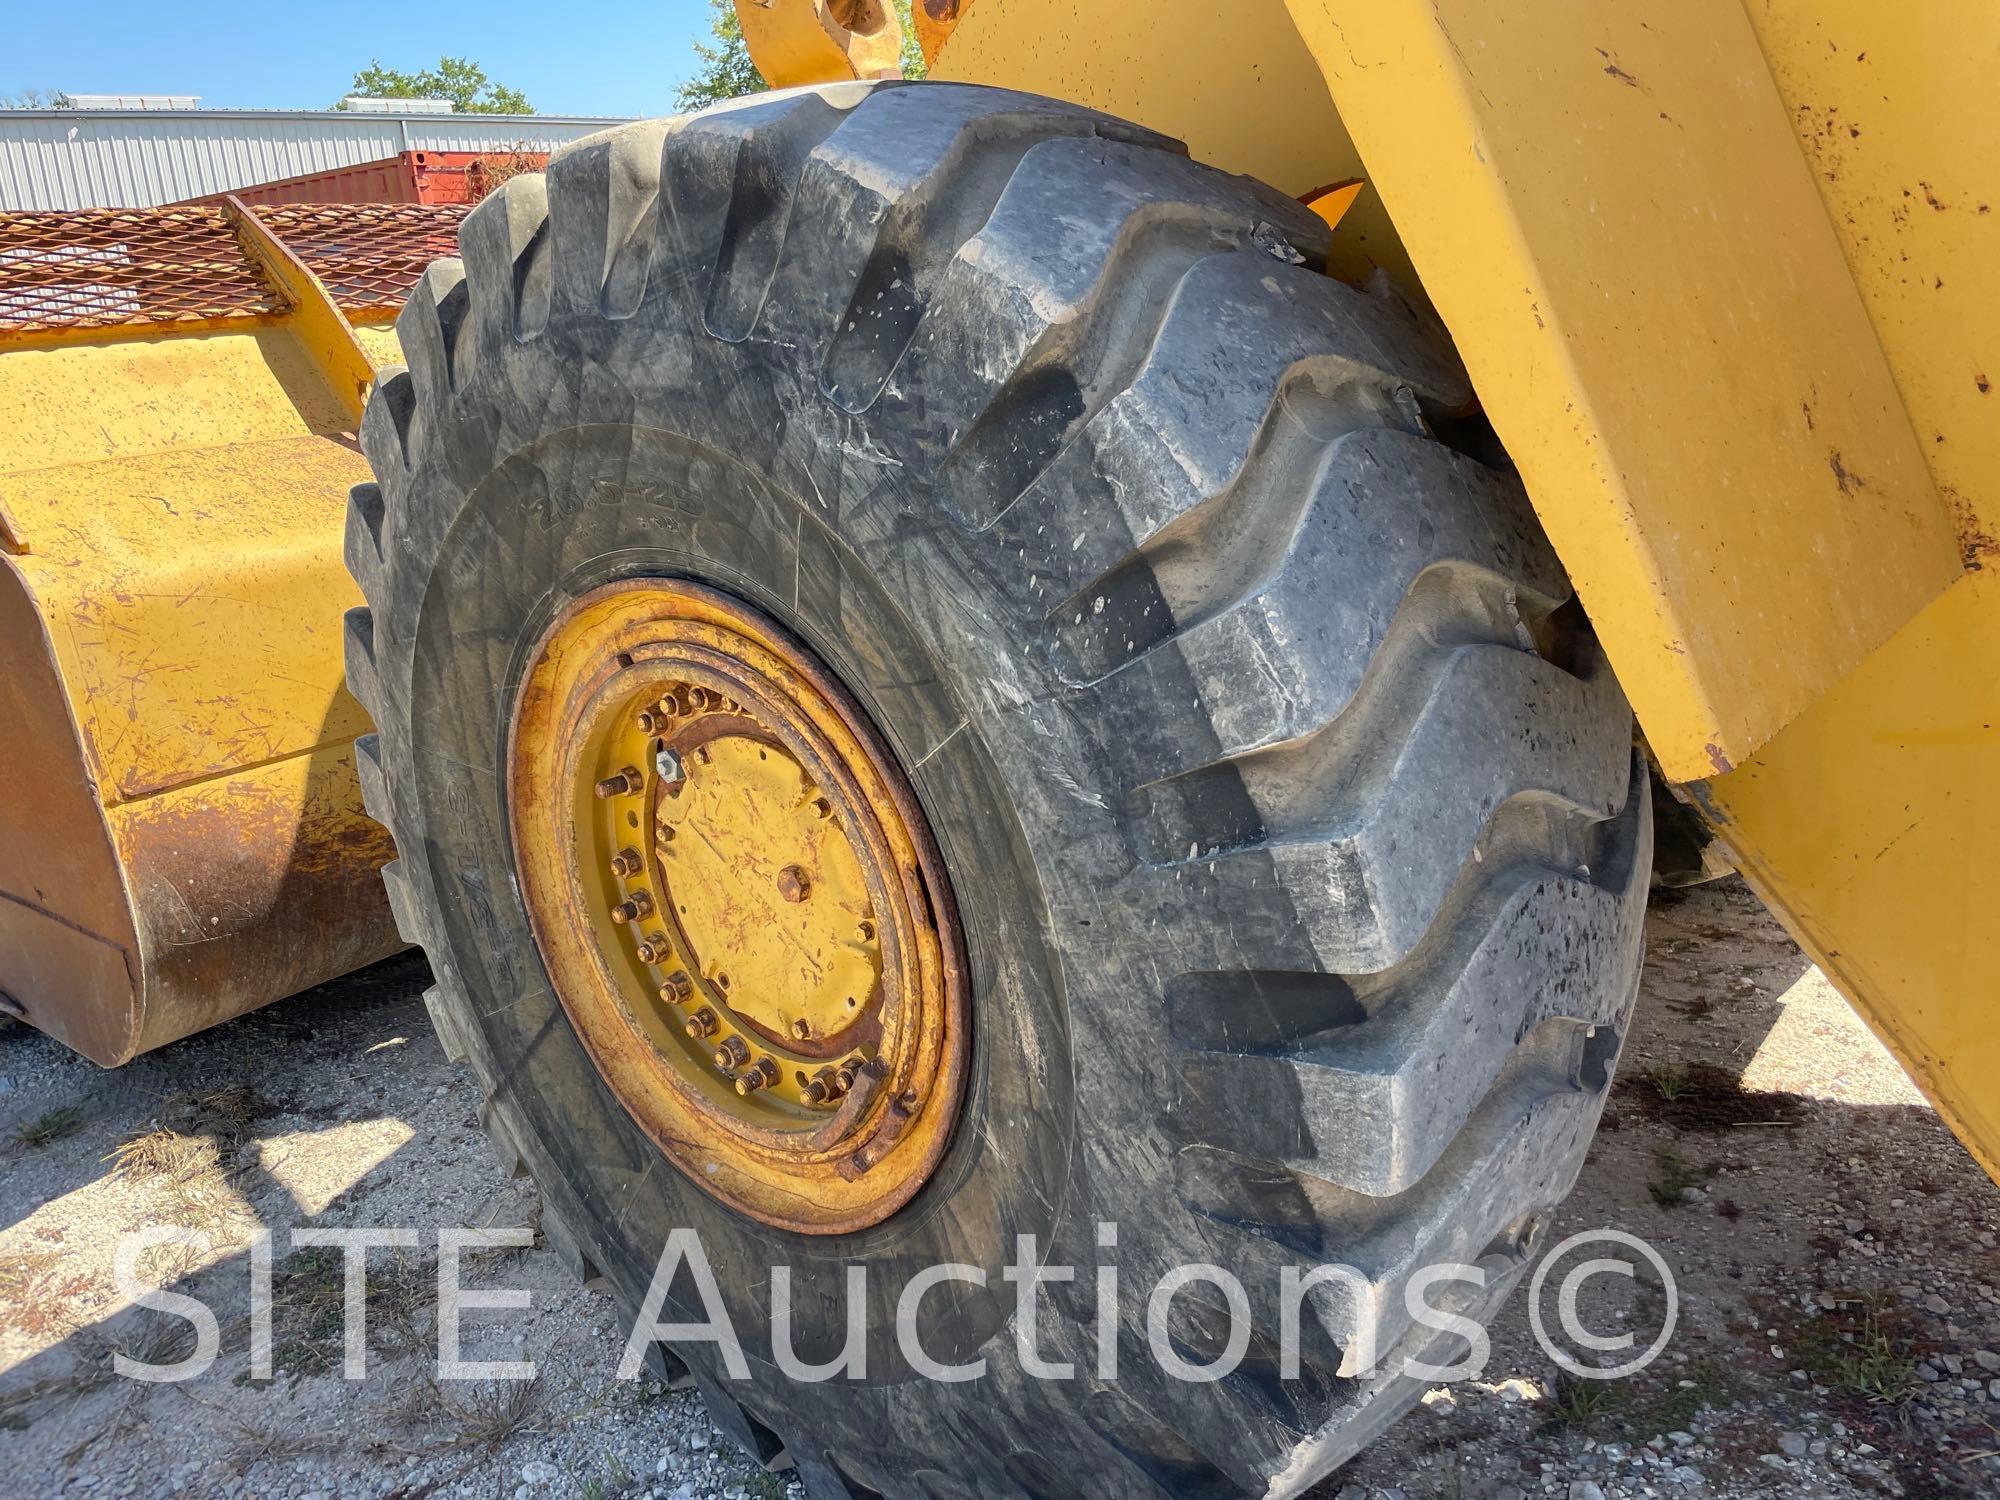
[187,149,548,208]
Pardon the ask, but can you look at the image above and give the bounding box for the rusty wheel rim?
[508,580,969,1234]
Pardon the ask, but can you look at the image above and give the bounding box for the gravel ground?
[2,879,1996,1499]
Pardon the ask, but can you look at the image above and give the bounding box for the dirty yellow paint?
[1283,0,1965,781]
[8,434,374,799]
[1743,0,2000,569]
[0,257,402,1064]
[1700,567,2000,1181]
[0,330,350,475]
[226,196,379,428]
[350,322,406,371]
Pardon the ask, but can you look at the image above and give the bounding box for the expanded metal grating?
[255,203,468,315]
[0,201,469,336]
[0,206,276,334]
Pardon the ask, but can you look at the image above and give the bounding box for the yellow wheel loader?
[4,3,1995,1495]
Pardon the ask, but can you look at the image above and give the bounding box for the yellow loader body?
[0,201,454,1062]
[743,0,2000,1177]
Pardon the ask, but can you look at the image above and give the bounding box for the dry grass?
[11,1105,84,1149]
[106,1128,218,1184]
[105,1085,272,1234]
[257,1243,434,1380]
[0,1248,98,1341]
[467,145,547,201]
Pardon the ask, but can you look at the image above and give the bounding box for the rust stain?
[116,749,401,1059]
[1942,484,1998,572]
[1594,48,1643,88]
[1703,742,1735,776]
[1828,450,1866,495]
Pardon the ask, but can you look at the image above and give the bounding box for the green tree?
[338,56,533,115]
[2,89,72,108]
[674,0,926,113]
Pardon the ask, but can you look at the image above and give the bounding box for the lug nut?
[635,933,671,964]
[734,1057,778,1096]
[686,687,712,711]
[610,890,653,924]
[776,865,810,903]
[790,1018,811,1041]
[654,747,685,786]
[609,847,642,877]
[595,767,643,798]
[683,1007,718,1039]
[805,1064,850,1105]
[808,795,833,820]
[856,919,875,941]
[659,970,694,1003]
[636,706,667,733]
[713,1035,750,1071]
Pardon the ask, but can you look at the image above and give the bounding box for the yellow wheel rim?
[508,580,969,1234]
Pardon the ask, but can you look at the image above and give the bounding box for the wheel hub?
[508,580,968,1234]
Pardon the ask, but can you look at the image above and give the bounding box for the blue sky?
[6,0,717,117]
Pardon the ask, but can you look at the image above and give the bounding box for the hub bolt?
[654,747,685,786]
[713,1035,750,1071]
[777,865,810,903]
[609,847,642,877]
[856,919,875,941]
[594,766,643,798]
[805,1064,854,1105]
[635,933,671,964]
[790,1018,811,1041]
[734,1057,779,1096]
[610,890,653,924]
[683,1007,719,1039]
[659,970,694,1003]
[636,706,668,733]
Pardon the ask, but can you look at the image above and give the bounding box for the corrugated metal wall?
[0,110,627,210]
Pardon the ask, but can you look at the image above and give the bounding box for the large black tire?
[344,82,1650,1499]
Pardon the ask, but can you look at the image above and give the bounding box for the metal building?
[0,106,630,210]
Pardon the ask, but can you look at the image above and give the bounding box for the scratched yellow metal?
[0,243,408,1063]
[0,331,349,473]
[1742,0,2000,568]
[1696,568,2000,1181]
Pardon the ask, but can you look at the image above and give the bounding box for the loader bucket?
[0,200,460,1064]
